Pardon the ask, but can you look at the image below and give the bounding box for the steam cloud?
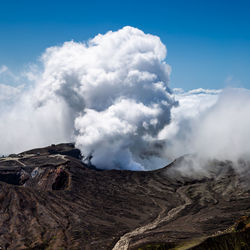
[0,26,250,172]
[166,88,250,161]
[162,88,250,175]
[0,26,175,170]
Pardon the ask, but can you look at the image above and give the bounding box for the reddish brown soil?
[0,144,249,249]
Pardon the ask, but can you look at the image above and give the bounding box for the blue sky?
[0,0,249,90]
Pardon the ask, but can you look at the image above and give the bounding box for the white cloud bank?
[0,26,250,172]
[162,88,250,174]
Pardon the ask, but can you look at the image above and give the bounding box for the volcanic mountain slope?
[0,143,249,250]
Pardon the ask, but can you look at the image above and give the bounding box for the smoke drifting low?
[163,88,250,162]
[0,26,250,172]
[162,88,250,175]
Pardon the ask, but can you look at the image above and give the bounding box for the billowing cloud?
[0,27,250,173]
[0,26,175,170]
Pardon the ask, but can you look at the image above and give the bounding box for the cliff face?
[0,143,249,250]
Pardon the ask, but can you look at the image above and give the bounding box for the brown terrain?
[0,143,249,250]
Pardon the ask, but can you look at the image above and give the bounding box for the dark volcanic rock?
[0,143,249,250]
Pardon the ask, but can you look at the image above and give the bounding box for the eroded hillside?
[0,144,249,249]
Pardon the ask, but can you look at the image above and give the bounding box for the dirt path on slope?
[0,157,26,166]
[112,186,192,250]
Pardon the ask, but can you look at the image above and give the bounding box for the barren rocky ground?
[0,143,249,249]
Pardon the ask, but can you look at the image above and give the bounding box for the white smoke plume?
[0,26,250,172]
[0,26,175,170]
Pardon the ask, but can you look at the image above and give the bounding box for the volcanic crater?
[0,143,249,250]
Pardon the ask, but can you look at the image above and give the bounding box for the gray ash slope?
[0,143,249,250]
